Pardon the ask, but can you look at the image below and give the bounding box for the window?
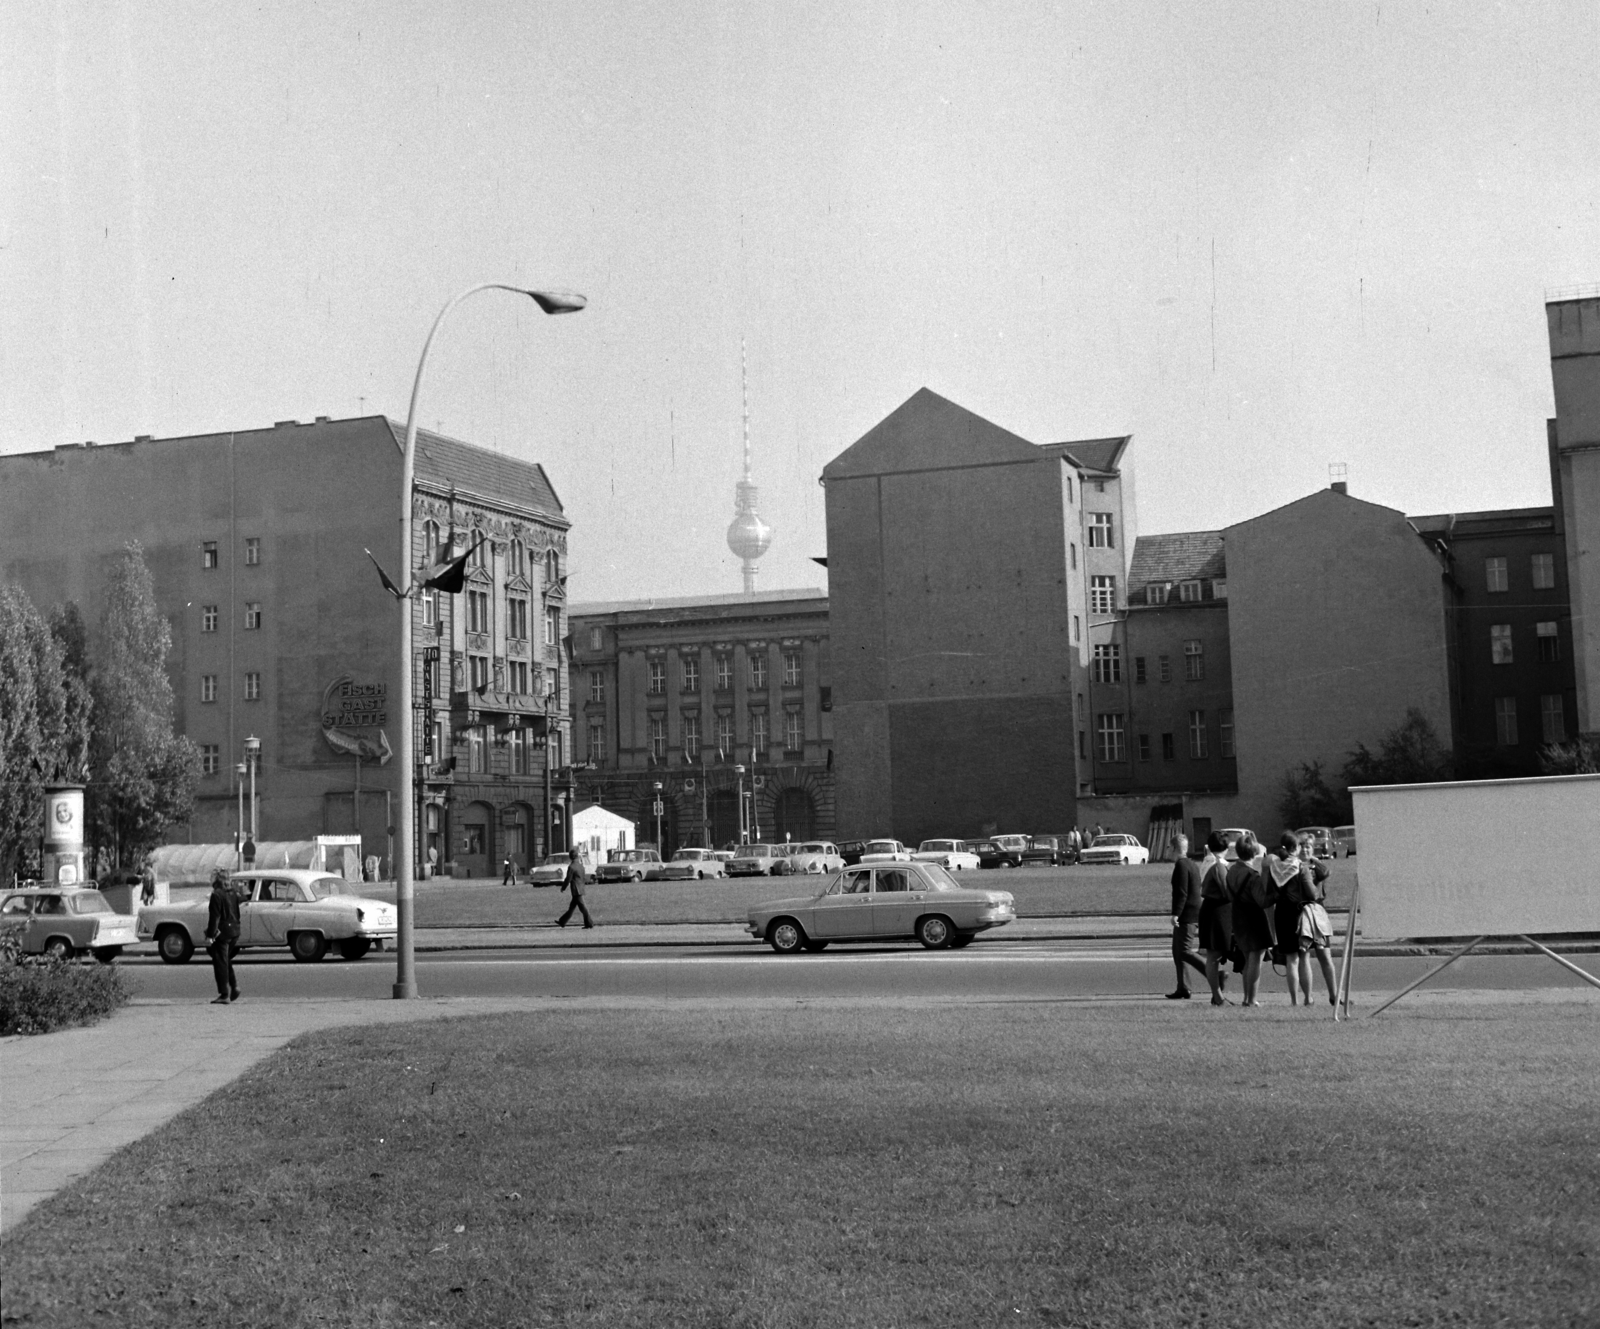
[783,651,801,686]
[648,660,666,694]
[244,537,260,566]
[1161,732,1175,761]
[1147,583,1169,605]
[750,653,768,689]
[506,727,527,776]
[244,671,261,701]
[1188,710,1208,759]
[550,729,563,769]
[820,686,832,712]
[1490,624,1513,665]
[750,711,769,755]
[1179,580,1202,603]
[588,719,605,762]
[467,590,490,635]
[1091,643,1122,683]
[1159,655,1171,683]
[1137,733,1151,761]
[468,532,487,571]
[244,603,261,630]
[714,656,732,691]
[648,715,666,761]
[1134,656,1146,684]
[1531,554,1556,590]
[1090,576,1116,614]
[1076,692,1085,720]
[715,714,733,754]
[545,606,559,647]
[470,654,490,690]
[1485,557,1508,593]
[507,538,524,579]
[683,713,701,762]
[1541,695,1566,744]
[1214,579,1228,599]
[1066,477,1073,503]
[423,521,441,563]
[509,660,529,694]
[1095,713,1126,762]
[202,541,218,569]
[1072,615,1081,643]
[201,744,220,775]
[1184,639,1204,681]
[589,670,605,703]
[468,727,486,774]
[1494,697,1518,746]
[201,605,218,633]
[1220,710,1235,758]
[200,674,216,703]
[545,549,559,585]
[422,590,438,628]
[589,626,603,651]
[1088,513,1115,548]
[430,718,445,763]
[507,597,528,640]
[682,656,701,692]
[784,708,803,751]
[1537,621,1559,662]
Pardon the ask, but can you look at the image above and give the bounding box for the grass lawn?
[4,998,1594,1328]
[356,861,1360,929]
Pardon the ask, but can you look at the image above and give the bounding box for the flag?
[364,549,406,600]
[419,535,484,595]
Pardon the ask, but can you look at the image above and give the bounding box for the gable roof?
[1041,436,1131,475]
[1128,531,1226,588]
[385,420,567,523]
[823,388,1042,480]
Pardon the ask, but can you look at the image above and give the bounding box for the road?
[118,938,1598,1005]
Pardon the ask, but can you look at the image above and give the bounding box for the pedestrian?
[1269,831,1337,1007]
[242,835,256,869]
[1224,832,1274,1006]
[1166,833,1207,999]
[426,844,438,880]
[139,857,157,907]
[204,869,241,1005]
[1196,831,1234,1005]
[364,853,380,883]
[502,855,516,886]
[556,850,594,929]
[1066,827,1081,863]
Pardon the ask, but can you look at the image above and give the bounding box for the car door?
[808,868,875,938]
[870,867,921,936]
[245,879,296,945]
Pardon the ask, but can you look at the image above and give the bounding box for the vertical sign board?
[1353,773,1600,939]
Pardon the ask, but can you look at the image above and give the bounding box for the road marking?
[418,949,1168,966]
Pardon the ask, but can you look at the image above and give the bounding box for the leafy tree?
[48,602,94,785]
[1343,708,1454,788]
[1276,758,1349,829]
[87,543,199,869]
[1539,736,1600,776]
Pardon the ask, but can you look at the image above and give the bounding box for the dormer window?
[1179,580,1202,602]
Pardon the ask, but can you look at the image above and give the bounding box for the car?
[857,839,912,863]
[1076,834,1150,866]
[911,839,982,871]
[1218,828,1255,862]
[135,870,398,963]
[748,860,1017,953]
[974,835,1027,869]
[837,839,869,866]
[786,841,847,875]
[527,852,577,887]
[1021,835,1070,867]
[648,848,728,881]
[595,848,663,883]
[1295,826,1336,859]
[726,843,791,877]
[1332,825,1357,858]
[0,886,140,963]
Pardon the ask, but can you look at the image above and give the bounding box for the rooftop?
[1127,531,1226,588]
[385,419,566,522]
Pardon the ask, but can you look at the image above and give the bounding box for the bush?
[0,922,129,1036]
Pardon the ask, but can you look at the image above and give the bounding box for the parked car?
[858,839,913,863]
[1295,826,1336,859]
[727,844,791,877]
[527,852,576,887]
[136,870,398,963]
[1076,834,1150,866]
[1022,834,1070,867]
[748,861,1017,953]
[595,848,663,883]
[0,886,139,963]
[1333,825,1358,858]
[786,842,847,875]
[649,848,728,881]
[1219,828,1255,862]
[912,839,983,871]
[837,839,869,866]
[975,835,1027,869]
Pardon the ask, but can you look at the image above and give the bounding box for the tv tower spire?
[725,339,772,594]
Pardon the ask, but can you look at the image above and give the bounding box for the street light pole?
[235,762,247,871]
[733,764,746,844]
[653,780,663,852]
[393,283,585,1001]
[244,735,260,843]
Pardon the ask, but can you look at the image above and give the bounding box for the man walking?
[556,850,594,929]
[204,870,241,1005]
[1166,833,1207,999]
[502,856,516,886]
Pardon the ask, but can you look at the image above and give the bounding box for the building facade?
[0,416,572,878]
[1547,290,1600,735]
[566,589,834,852]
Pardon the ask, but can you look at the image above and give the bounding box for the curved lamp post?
[394,283,586,1000]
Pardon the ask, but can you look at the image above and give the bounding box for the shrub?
[0,922,129,1036]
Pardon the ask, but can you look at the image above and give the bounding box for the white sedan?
[1076,834,1150,866]
[912,839,982,871]
[857,839,913,863]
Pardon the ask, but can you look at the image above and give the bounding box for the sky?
[4,1,1597,604]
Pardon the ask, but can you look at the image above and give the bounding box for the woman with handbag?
[1269,831,1337,1007]
[1224,832,1275,1007]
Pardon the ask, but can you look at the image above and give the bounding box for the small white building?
[571,804,634,860]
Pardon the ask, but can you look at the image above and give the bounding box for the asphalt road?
[118,939,1597,1005]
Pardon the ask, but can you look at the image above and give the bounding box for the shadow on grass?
[4,1001,1594,1328]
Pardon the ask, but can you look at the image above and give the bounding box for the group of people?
[1168,829,1338,1007]
[1062,824,1106,860]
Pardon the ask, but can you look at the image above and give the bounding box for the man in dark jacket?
[1167,833,1207,999]
[556,851,594,929]
[205,870,242,1004]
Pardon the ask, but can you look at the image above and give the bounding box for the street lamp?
[393,282,585,1000]
[652,781,664,853]
[235,762,248,870]
[733,764,747,844]
[243,735,261,845]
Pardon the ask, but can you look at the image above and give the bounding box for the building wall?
[1548,294,1600,733]
[1116,599,1236,793]
[1224,489,1453,835]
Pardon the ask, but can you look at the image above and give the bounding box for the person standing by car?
[1225,832,1274,1007]
[204,870,241,1005]
[1166,833,1207,999]
[556,850,594,929]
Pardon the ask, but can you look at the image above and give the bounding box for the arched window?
[422,520,441,564]
[469,527,486,570]
[545,548,559,585]
[509,538,525,579]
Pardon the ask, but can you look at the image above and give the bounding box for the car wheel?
[768,918,805,954]
[631,871,643,882]
[289,931,328,963]
[916,915,954,949]
[948,934,974,949]
[337,937,372,961]
[44,936,73,961]
[157,927,194,964]
[802,939,829,952]
[93,946,123,965]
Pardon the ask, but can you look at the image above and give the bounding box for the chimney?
[1329,462,1348,495]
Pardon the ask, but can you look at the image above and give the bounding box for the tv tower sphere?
[727,341,772,594]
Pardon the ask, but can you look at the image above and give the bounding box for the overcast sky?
[4,2,1597,602]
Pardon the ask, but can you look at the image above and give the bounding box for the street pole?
[244,734,260,843]
[235,763,246,871]
[653,780,663,852]
[392,283,585,1001]
[734,763,746,844]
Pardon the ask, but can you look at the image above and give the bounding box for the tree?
[1343,708,1454,788]
[1539,736,1600,776]
[87,543,199,869]
[1276,759,1349,829]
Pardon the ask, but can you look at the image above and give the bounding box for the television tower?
[725,340,772,594]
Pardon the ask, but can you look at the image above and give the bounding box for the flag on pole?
[364,549,406,600]
[419,535,484,595]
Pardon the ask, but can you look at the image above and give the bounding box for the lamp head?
[235,762,247,776]
[525,289,587,316]
[244,735,261,757]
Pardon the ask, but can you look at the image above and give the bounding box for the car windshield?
[919,841,954,852]
[799,844,830,854]
[865,841,897,852]
[67,890,114,914]
[307,877,358,899]
[744,845,778,856]
[671,851,704,861]
[542,854,571,866]
[1091,836,1127,847]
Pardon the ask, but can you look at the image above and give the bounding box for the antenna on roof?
[1329,463,1348,496]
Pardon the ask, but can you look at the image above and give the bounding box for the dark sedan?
[838,839,869,866]
[1021,835,1069,867]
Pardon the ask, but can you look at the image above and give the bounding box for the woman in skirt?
[1269,831,1337,1007]
[1196,831,1234,1006]
[1225,832,1275,1006]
